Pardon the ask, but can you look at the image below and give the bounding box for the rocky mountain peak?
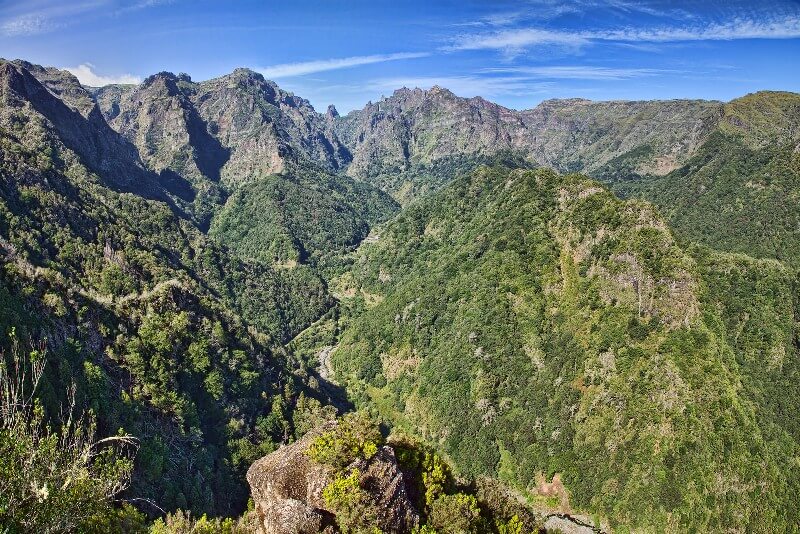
[0,60,169,201]
[140,71,186,97]
[427,84,453,97]
[219,68,274,93]
[326,104,339,119]
[142,70,179,84]
[231,66,264,79]
[2,60,96,117]
[0,60,23,87]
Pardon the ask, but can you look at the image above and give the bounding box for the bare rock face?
[0,60,166,200]
[246,424,334,533]
[247,423,419,534]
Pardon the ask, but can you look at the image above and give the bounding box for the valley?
[0,57,798,532]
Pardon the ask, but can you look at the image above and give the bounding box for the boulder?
[247,423,420,533]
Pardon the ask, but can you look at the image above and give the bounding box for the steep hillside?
[694,248,800,447]
[190,69,351,181]
[335,86,799,268]
[90,67,398,258]
[0,59,336,515]
[209,163,398,268]
[88,68,798,269]
[320,165,799,531]
[620,92,800,265]
[94,72,229,225]
[3,56,799,531]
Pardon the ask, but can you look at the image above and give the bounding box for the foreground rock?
[246,422,419,533]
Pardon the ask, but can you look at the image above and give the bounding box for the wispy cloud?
[452,0,693,30]
[0,0,170,36]
[483,65,673,80]
[1,14,55,36]
[595,16,800,42]
[447,14,800,55]
[0,1,107,36]
[64,63,140,86]
[445,28,587,57]
[114,0,174,16]
[600,0,696,20]
[259,52,428,78]
[131,0,173,7]
[452,11,527,28]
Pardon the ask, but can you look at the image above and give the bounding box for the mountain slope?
[323,164,799,531]
[336,86,799,268]
[89,67,798,268]
[619,91,800,265]
[95,68,350,185]
[0,59,336,515]
[94,72,229,225]
[3,56,800,530]
[91,67,398,259]
[333,86,721,202]
[209,163,398,267]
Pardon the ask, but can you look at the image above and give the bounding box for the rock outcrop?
[247,423,419,534]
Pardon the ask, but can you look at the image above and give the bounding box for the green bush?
[322,469,380,534]
[429,493,482,534]
[148,509,254,534]
[306,412,383,469]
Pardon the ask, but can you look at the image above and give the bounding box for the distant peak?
[142,71,178,86]
[326,104,339,118]
[428,85,453,97]
[231,67,264,80]
[0,61,20,83]
[539,97,592,105]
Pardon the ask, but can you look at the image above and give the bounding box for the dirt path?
[317,345,338,382]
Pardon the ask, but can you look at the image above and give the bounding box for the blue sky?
[1,0,799,112]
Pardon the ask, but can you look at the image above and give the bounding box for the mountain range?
[0,58,798,532]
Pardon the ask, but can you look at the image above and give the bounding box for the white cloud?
[114,0,174,15]
[447,15,800,55]
[259,52,428,78]
[0,0,168,36]
[447,28,587,54]
[64,63,140,86]
[483,65,671,80]
[451,0,693,31]
[132,0,173,7]
[594,16,800,42]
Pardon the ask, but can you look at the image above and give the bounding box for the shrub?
[0,331,137,532]
[429,493,482,534]
[148,509,255,533]
[306,412,383,469]
[322,469,379,534]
